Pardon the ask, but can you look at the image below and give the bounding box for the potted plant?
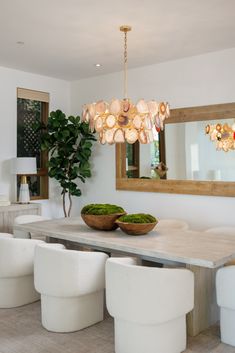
[34,110,96,217]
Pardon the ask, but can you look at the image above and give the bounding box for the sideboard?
[0,203,41,233]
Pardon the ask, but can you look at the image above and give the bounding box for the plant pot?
[81,213,126,231]
[115,220,157,235]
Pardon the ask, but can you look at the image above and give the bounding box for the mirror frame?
[116,102,235,197]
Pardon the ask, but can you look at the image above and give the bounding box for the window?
[17,88,49,199]
[126,142,140,178]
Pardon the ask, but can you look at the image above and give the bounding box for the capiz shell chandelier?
[82,25,170,145]
[205,122,235,152]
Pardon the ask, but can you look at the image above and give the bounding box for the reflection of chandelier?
[82,25,170,145]
[205,122,235,152]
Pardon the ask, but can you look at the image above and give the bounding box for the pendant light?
[82,25,170,145]
[205,122,235,152]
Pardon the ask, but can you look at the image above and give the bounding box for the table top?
[14,217,235,268]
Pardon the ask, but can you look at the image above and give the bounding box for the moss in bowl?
[115,213,158,235]
[81,204,126,231]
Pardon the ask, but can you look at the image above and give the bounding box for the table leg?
[186,264,220,336]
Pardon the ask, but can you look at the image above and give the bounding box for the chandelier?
[205,122,235,152]
[82,25,170,145]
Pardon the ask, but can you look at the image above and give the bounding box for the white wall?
[0,66,70,217]
[70,48,235,230]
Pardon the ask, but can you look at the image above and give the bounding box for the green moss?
[81,203,125,215]
[118,213,157,224]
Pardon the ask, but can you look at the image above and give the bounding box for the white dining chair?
[205,227,235,236]
[13,214,50,239]
[34,243,108,332]
[156,219,189,231]
[106,257,194,353]
[152,219,189,268]
[0,233,13,238]
[0,237,44,308]
[216,266,235,347]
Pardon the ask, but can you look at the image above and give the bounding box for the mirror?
[116,102,235,196]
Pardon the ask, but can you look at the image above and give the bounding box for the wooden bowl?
[115,220,157,235]
[81,213,126,231]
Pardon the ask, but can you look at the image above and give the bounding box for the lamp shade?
[11,157,37,175]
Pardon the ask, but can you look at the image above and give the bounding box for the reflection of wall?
[185,123,200,180]
[165,124,186,179]
[139,144,151,177]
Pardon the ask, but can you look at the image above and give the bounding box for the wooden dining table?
[14,216,235,337]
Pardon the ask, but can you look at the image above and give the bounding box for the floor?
[0,302,234,353]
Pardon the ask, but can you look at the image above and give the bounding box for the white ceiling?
[0,0,234,81]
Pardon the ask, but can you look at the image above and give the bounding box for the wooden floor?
[0,302,234,353]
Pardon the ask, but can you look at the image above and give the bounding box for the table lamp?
[11,157,37,203]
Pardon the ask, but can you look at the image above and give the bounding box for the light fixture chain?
[124,30,128,99]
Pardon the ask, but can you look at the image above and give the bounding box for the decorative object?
[115,213,157,235]
[81,204,126,231]
[34,110,96,217]
[155,162,168,178]
[82,25,170,145]
[11,157,37,203]
[205,122,235,151]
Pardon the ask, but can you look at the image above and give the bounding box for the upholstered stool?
[0,237,44,308]
[106,257,194,353]
[34,243,108,332]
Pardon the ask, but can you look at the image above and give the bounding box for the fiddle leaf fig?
[35,109,96,217]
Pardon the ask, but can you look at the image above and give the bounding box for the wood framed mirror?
[116,102,235,196]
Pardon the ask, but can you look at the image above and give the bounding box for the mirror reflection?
[126,118,235,182]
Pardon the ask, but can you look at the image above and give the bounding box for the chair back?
[106,257,194,325]
[0,237,43,277]
[34,243,108,297]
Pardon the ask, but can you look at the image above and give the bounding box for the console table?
[0,203,41,233]
[14,216,235,337]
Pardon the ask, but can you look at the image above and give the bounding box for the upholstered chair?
[216,266,235,346]
[106,257,194,353]
[0,233,13,238]
[205,227,235,236]
[34,243,108,332]
[156,219,189,231]
[13,215,50,239]
[0,237,44,308]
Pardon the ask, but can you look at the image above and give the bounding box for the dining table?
[14,216,235,337]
